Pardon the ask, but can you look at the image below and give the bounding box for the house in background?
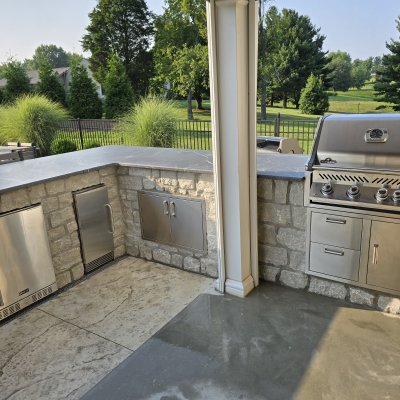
[0,59,103,98]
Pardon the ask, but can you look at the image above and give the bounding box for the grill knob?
[392,189,400,203]
[347,185,360,199]
[321,182,333,196]
[376,187,389,202]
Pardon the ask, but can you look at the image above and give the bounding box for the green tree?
[351,59,371,89]
[299,73,329,115]
[260,8,327,109]
[156,44,208,119]
[68,64,103,118]
[327,51,352,91]
[104,55,135,119]
[3,60,31,102]
[36,60,66,105]
[152,0,208,119]
[374,17,400,110]
[25,45,69,69]
[258,0,275,119]
[82,0,153,95]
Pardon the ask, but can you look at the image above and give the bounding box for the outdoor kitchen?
[1,125,400,322]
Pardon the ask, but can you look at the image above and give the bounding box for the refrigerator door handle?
[105,204,115,234]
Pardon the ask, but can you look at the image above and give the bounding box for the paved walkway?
[0,257,213,400]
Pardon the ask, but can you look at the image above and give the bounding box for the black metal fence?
[55,114,318,153]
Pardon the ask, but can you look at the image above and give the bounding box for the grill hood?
[308,114,400,172]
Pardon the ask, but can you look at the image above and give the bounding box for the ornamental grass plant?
[0,94,68,155]
[116,96,179,148]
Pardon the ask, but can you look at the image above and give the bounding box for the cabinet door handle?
[105,204,115,234]
[326,218,346,224]
[372,244,379,265]
[163,200,169,215]
[324,248,344,256]
[170,201,176,217]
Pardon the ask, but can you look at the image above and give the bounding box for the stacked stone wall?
[118,167,218,278]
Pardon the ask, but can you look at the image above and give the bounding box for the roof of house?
[0,66,70,88]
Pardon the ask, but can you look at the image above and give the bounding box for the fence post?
[77,118,84,149]
[274,113,280,137]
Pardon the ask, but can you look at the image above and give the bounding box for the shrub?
[0,94,68,155]
[83,141,101,149]
[51,139,77,154]
[116,96,179,148]
[299,74,330,115]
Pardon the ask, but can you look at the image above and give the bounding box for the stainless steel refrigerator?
[73,185,114,273]
[0,205,57,321]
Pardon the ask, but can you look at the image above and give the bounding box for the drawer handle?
[372,244,379,265]
[163,200,169,215]
[325,218,346,224]
[324,248,344,256]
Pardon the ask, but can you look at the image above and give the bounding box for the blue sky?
[0,0,398,63]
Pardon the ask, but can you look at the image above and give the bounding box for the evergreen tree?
[374,17,400,111]
[299,73,329,115]
[82,0,153,95]
[68,64,103,118]
[326,51,352,92]
[104,55,134,119]
[3,60,31,102]
[37,61,66,105]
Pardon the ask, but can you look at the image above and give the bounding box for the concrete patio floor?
[82,283,400,400]
[0,257,214,400]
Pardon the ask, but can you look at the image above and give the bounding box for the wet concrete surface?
[82,283,400,400]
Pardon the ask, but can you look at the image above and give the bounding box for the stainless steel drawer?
[310,242,360,281]
[310,212,362,250]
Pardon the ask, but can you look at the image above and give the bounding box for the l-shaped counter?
[0,146,398,315]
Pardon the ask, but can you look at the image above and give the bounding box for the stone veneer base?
[257,176,400,317]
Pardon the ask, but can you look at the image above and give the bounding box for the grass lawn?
[328,86,393,114]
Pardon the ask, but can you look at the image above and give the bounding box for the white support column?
[206,0,259,297]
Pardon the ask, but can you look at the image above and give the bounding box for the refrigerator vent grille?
[85,251,114,273]
[0,302,20,321]
[0,284,57,321]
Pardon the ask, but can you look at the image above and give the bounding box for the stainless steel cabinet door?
[367,221,400,292]
[139,192,171,244]
[74,186,114,265]
[170,197,205,251]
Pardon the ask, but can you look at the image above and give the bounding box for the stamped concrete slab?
[38,257,214,350]
[0,309,130,400]
[1,257,214,400]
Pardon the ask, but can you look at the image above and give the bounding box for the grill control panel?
[309,170,400,212]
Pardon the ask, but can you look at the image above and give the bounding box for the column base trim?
[225,275,255,298]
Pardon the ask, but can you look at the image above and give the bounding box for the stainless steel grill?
[305,114,400,296]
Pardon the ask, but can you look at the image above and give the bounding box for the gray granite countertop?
[0,146,307,193]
